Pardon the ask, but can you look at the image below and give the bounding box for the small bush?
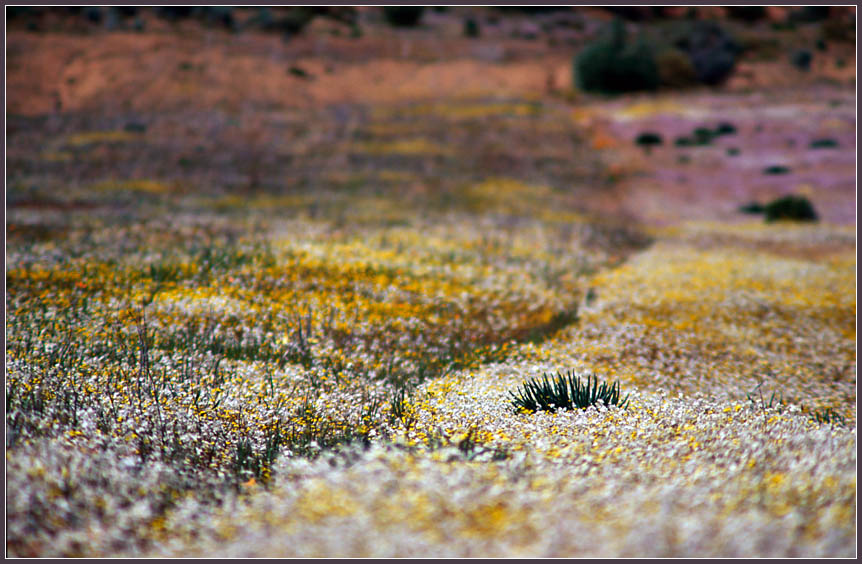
[635,132,663,153]
[123,121,147,134]
[726,147,740,156]
[810,138,839,149]
[764,195,818,222]
[674,21,740,86]
[763,165,791,175]
[791,49,813,71]
[280,8,317,36]
[820,18,855,44]
[155,7,194,21]
[510,370,629,414]
[574,19,660,94]
[739,201,765,214]
[676,127,713,147]
[726,6,767,22]
[789,6,831,23]
[714,122,737,136]
[383,7,424,27]
[693,127,715,145]
[288,65,312,79]
[464,17,480,38]
[655,48,699,89]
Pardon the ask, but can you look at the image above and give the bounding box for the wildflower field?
[5,8,857,558]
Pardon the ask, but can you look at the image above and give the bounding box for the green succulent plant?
[510,370,629,413]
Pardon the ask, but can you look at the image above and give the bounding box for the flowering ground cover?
[129,221,855,558]
[6,94,652,556]
[7,94,855,556]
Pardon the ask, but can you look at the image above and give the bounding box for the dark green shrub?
[603,7,653,21]
[821,18,855,44]
[655,48,700,88]
[250,7,276,30]
[83,6,103,23]
[714,122,737,136]
[739,201,765,214]
[464,17,480,38]
[674,21,740,85]
[123,121,147,133]
[635,132,663,153]
[764,195,818,222]
[494,6,569,14]
[383,7,425,27]
[676,124,728,148]
[203,7,236,31]
[280,7,317,36]
[288,65,311,79]
[156,7,194,21]
[772,21,798,32]
[693,127,714,144]
[726,147,740,156]
[789,6,831,23]
[574,19,660,94]
[6,6,35,19]
[763,165,791,175]
[791,49,813,71]
[726,6,767,21]
[114,6,138,18]
[810,138,839,149]
[510,370,629,414]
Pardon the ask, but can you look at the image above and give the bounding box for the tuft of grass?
[510,370,629,414]
[747,382,784,412]
[810,407,847,427]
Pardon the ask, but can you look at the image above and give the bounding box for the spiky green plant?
[510,370,629,413]
[811,408,847,427]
